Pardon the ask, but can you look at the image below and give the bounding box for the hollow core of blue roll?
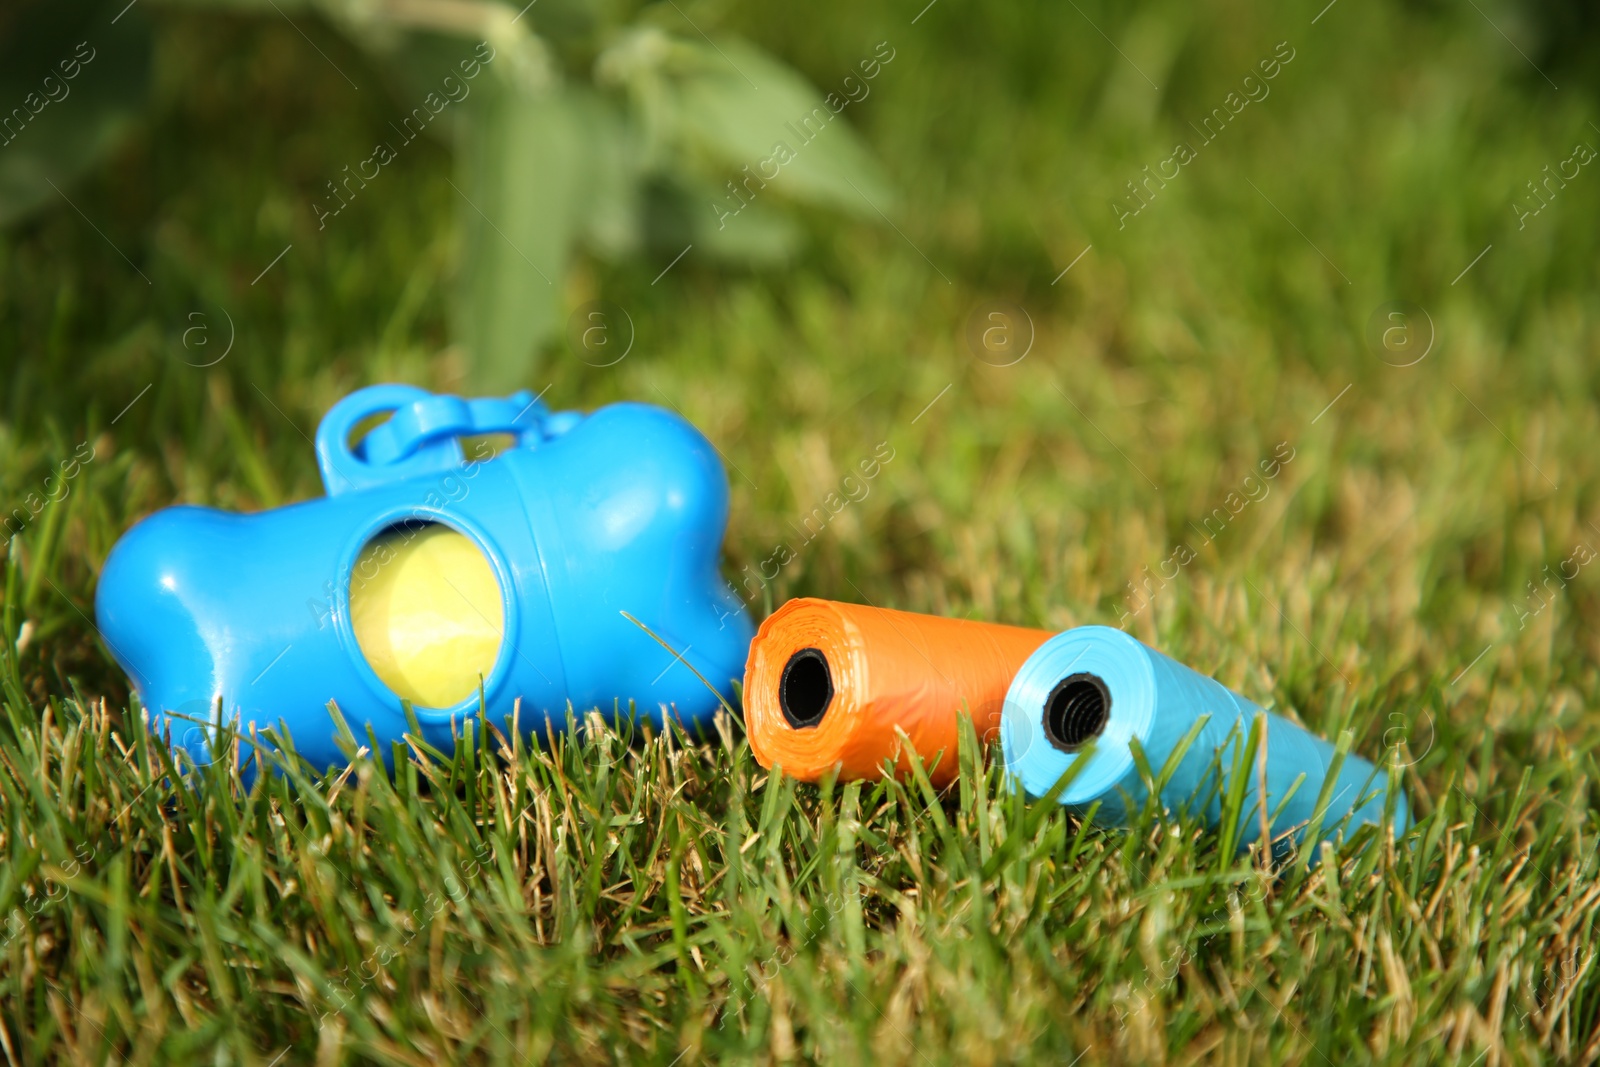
[1043,673,1110,752]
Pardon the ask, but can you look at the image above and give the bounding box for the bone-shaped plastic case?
[94,384,754,769]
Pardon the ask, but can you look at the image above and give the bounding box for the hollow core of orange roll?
[742,598,1052,784]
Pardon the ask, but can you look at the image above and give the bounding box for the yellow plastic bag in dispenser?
[349,525,503,708]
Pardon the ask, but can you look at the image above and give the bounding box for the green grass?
[3,0,1600,1062]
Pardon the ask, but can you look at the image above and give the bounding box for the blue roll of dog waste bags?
[1000,626,1407,852]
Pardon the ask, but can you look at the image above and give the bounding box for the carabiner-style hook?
[314,385,548,496]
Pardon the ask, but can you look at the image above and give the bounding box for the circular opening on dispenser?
[779,648,833,729]
[1043,672,1110,752]
[349,521,505,710]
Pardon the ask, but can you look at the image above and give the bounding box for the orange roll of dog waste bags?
[743,598,1052,785]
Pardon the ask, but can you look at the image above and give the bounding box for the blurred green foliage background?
[2,0,900,389]
[2,0,1596,628]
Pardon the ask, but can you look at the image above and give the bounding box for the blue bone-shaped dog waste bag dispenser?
[94,384,755,769]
